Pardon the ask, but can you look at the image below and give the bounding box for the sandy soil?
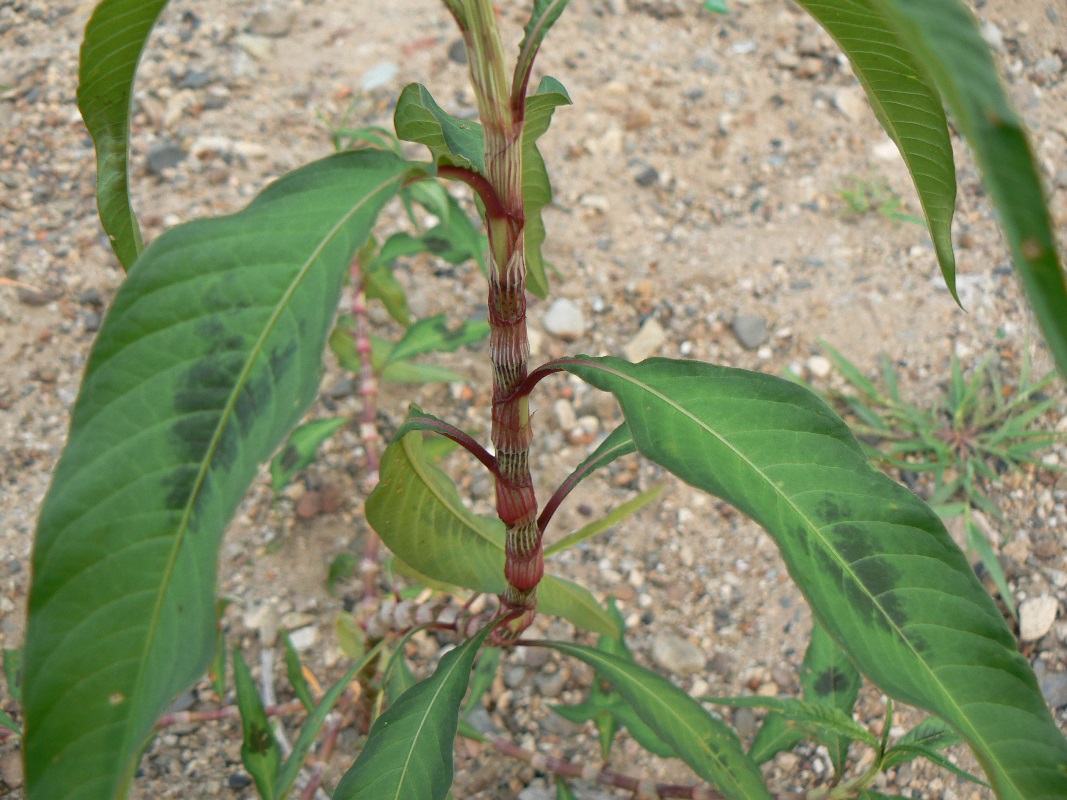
[1,0,1066,798]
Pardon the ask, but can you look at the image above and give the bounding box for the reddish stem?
[437,164,512,222]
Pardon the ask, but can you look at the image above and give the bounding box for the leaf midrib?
[568,359,998,775]
[116,170,405,777]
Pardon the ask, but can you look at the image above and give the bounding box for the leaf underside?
[550,355,1067,800]
[23,150,412,800]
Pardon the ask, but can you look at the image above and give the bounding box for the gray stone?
[733,706,757,739]
[146,141,185,175]
[248,8,294,37]
[651,632,706,677]
[542,298,585,340]
[633,163,659,187]
[535,669,567,698]
[1035,661,1067,709]
[447,39,467,65]
[503,665,527,689]
[623,318,667,362]
[360,61,399,92]
[732,314,769,350]
[180,69,212,89]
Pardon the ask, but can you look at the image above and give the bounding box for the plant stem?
[453,0,541,640]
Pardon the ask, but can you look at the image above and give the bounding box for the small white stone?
[807,355,832,378]
[833,86,869,124]
[624,318,667,362]
[542,298,585,340]
[1019,595,1059,641]
[652,632,706,677]
[289,625,319,652]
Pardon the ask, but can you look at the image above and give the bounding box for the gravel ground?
[2,0,1067,798]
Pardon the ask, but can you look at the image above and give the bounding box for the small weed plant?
[816,344,1065,618]
[7,1,1067,800]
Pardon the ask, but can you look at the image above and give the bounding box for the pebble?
[732,314,769,350]
[623,317,667,362]
[147,141,185,175]
[632,163,660,187]
[833,86,869,124]
[179,69,212,89]
[795,57,823,79]
[1019,595,1058,641]
[773,49,799,70]
[733,706,757,738]
[807,355,832,378]
[234,33,273,63]
[1035,661,1067,709]
[447,39,467,65]
[360,61,399,92]
[0,749,23,789]
[503,665,527,689]
[542,298,585,340]
[288,625,318,651]
[651,632,706,677]
[227,773,253,790]
[248,8,294,37]
[535,669,567,698]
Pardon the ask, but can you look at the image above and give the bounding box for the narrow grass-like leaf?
[546,641,771,800]
[276,640,386,800]
[793,0,957,297]
[367,433,618,637]
[386,316,489,366]
[869,0,1067,376]
[234,650,281,800]
[23,150,413,800]
[521,77,571,298]
[270,417,348,495]
[77,0,169,268]
[555,778,578,800]
[282,632,314,713]
[545,484,663,557]
[705,696,876,749]
[544,355,1067,799]
[332,628,490,800]
[3,648,21,704]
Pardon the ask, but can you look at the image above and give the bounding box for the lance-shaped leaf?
[270,417,349,495]
[332,628,490,800]
[234,650,281,799]
[23,150,414,800]
[793,0,956,297]
[800,620,863,773]
[386,315,490,367]
[870,0,1067,377]
[366,432,619,637]
[704,696,876,751]
[544,355,1067,800]
[546,641,771,800]
[513,0,571,109]
[78,0,170,268]
[521,77,571,298]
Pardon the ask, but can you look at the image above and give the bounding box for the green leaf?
[270,417,348,495]
[394,83,486,173]
[332,627,490,800]
[966,513,1017,618]
[545,484,662,557]
[555,778,578,800]
[545,641,771,800]
[380,359,469,385]
[545,355,1067,799]
[881,714,985,785]
[792,0,956,298]
[3,648,21,704]
[276,640,386,800]
[0,707,20,736]
[234,649,281,800]
[209,599,230,700]
[77,0,169,268]
[23,150,412,800]
[328,553,360,596]
[513,0,571,109]
[703,0,729,12]
[334,613,367,662]
[367,432,619,637]
[749,713,804,765]
[386,315,489,367]
[282,632,314,713]
[521,77,571,298]
[869,0,1067,377]
[800,620,862,773]
[462,648,501,719]
[704,696,876,749]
